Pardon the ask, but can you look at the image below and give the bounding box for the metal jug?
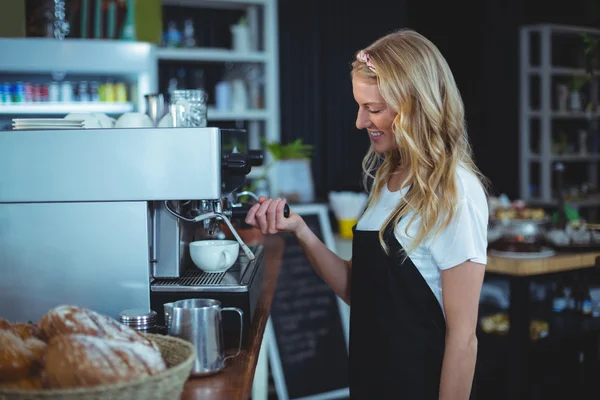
[168,298,243,376]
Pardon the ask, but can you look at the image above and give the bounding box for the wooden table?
[181,235,284,400]
[486,251,600,400]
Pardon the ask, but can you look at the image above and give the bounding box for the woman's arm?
[246,197,352,304]
[295,223,352,304]
[438,260,485,400]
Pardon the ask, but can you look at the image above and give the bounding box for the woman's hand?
[245,197,305,235]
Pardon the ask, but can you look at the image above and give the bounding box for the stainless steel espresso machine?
[0,127,279,339]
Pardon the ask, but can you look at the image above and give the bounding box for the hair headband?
[356,50,376,72]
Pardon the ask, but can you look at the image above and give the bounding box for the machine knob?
[223,153,251,175]
[248,150,264,167]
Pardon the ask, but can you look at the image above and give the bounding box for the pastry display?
[546,221,600,247]
[480,313,549,341]
[44,334,166,389]
[0,330,39,382]
[11,323,43,341]
[39,305,158,351]
[495,206,546,221]
[0,305,167,391]
[488,195,550,253]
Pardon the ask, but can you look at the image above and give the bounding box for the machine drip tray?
[151,245,263,293]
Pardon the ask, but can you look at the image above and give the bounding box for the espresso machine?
[0,127,279,339]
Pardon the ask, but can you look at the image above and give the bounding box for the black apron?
[349,222,476,399]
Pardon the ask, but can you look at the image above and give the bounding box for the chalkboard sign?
[268,204,350,400]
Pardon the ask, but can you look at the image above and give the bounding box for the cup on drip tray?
[189,240,240,273]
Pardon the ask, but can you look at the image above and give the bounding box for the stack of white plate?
[12,118,85,130]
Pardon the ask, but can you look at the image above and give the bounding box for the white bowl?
[92,112,116,128]
[189,240,239,273]
[115,112,154,128]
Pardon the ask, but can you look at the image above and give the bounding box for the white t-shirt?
[356,166,488,310]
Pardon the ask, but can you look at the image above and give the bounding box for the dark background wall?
[278,0,600,200]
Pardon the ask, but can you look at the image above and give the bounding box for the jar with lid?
[169,89,208,128]
[118,309,166,334]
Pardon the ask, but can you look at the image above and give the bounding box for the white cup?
[189,240,239,273]
[114,112,154,128]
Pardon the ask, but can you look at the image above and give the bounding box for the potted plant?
[264,138,315,204]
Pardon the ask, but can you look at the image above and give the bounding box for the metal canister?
[118,309,158,334]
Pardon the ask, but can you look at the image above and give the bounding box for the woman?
[245,29,488,399]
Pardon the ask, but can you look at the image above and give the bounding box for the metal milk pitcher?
[168,298,243,376]
[144,93,166,127]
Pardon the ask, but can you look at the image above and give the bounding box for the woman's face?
[352,76,398,154]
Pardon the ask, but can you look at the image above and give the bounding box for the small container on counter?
[118,308,167,334]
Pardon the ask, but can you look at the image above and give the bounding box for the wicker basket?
[0,334,196,400]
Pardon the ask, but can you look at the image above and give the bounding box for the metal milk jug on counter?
[167,299,244,376]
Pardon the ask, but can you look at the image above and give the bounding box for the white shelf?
[0,102,134,115]
[157,47,267,63]
[529,110,600,119]
[530,153,600,162]
[207,107,269,121]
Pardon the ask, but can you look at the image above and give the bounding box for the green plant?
[237,139,313,201]
[262,138,313,160]
[582,33,599,77]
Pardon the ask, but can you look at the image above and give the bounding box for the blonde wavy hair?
[352,29,488,253]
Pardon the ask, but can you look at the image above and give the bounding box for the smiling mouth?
[368,131,383,137]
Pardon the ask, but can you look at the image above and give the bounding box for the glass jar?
[169,89,208,128]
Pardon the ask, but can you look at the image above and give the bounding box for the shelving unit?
[0,102,134,115]
[520,24,600,206]
[158,0,280,185]
[157,47,268,63]
[0,38,157,117]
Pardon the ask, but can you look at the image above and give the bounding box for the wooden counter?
[180,235,284,400]
[487,251,600,276]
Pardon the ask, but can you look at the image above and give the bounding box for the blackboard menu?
[269,212,349,399]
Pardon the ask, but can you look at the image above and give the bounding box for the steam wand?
[163,201,255,261]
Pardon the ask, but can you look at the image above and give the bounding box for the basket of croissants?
[0,305,196,400]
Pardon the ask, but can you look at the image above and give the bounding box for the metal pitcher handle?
[222,307,244,362]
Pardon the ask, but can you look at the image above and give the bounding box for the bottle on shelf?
[581,280,593,317]
[552,279,568,313]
